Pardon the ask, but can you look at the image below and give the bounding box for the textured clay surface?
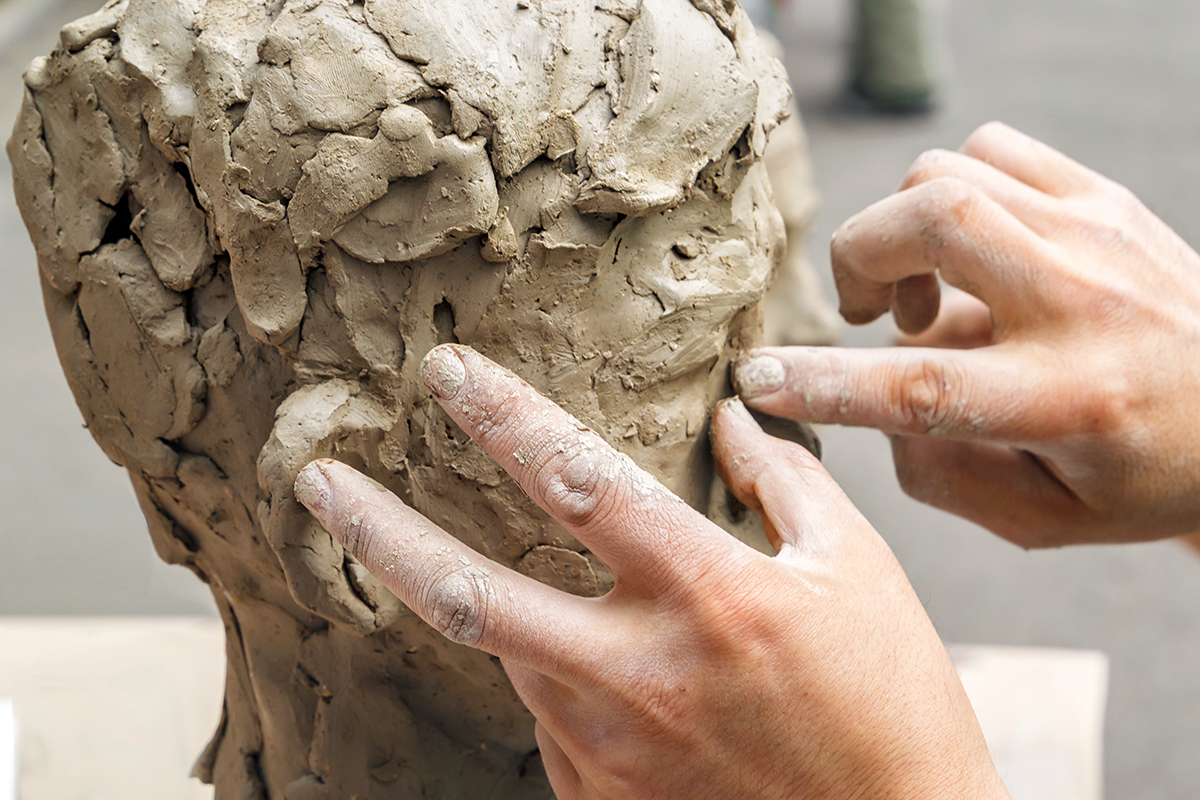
[9,0,831,795]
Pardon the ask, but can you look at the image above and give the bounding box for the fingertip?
[714,396,763,430]
[293,459,408,560]
[712,400,833,536]
[734,346,823,420]
[732,352,786,400]
[421,343,469,400]
[295,457,386,518]
[717,429,844,553]
[892,274,942,335]
[295,459,335,517]
[831,227,898,327]
[836,275,900,327]
[839,302,890,327]
[712,398,766,510]
[733,346,876,429]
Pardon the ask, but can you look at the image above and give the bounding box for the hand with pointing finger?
[735,122,1200,548]
[295,345,1008,800]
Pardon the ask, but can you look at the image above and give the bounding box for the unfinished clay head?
[10,0,810,795]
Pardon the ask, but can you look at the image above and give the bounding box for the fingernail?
[733,353,785,398]
[421,345,467,400]
[717,397,761,428]
[294,460,333,517]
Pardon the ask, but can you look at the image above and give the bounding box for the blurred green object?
[852,0,938,112]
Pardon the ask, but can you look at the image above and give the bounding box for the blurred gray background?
[2,0,1198,796]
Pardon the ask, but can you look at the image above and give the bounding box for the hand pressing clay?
[9,0,829,795]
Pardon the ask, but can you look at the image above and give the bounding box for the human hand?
[294,345,1007,800]
[735,122,1200,547]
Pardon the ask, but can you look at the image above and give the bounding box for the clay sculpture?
[8,0,832,795]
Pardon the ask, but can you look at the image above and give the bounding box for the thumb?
[733,345,1055,443]
[711,398,868,557]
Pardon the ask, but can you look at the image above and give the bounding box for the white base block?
[0,618,224,800]
[1,698,15,800]
[951,644,1109,800]
[0,619,1108,800]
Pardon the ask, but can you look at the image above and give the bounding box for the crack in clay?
[343,552,380,614]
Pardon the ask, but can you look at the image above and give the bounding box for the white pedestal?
[1,697,14,800]
[951,644,1109,800]
[0,619,1107,800]
[0,618,223,800]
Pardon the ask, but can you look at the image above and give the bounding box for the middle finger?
[420,344,727,583]
[831,177,1060,327]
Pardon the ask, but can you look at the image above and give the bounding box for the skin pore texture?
[8,0,834,795]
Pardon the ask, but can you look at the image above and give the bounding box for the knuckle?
[962,121,1010,156]
[902,149,957,189]
[830,221,860,267]
[1065,368,1133,436]
[533,435,639,529]
[892,358,964,434]
[1065,203,1132,253]
[925,176,978,221]
[422,565,494,647]
[587,741,650,798]
[780,442,824,479]
[913,178,978,251]
[1095,177,1138,207]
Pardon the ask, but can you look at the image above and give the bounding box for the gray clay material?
[8,0,832,795]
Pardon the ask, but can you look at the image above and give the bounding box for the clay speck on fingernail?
[734,354,786,398]
[421,346,467,400]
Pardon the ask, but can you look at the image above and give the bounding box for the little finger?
[959,122,1105,197]
[889,435,1098,548]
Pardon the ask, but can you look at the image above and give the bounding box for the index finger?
[420,344,724,581]
[734,345,1075,444]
